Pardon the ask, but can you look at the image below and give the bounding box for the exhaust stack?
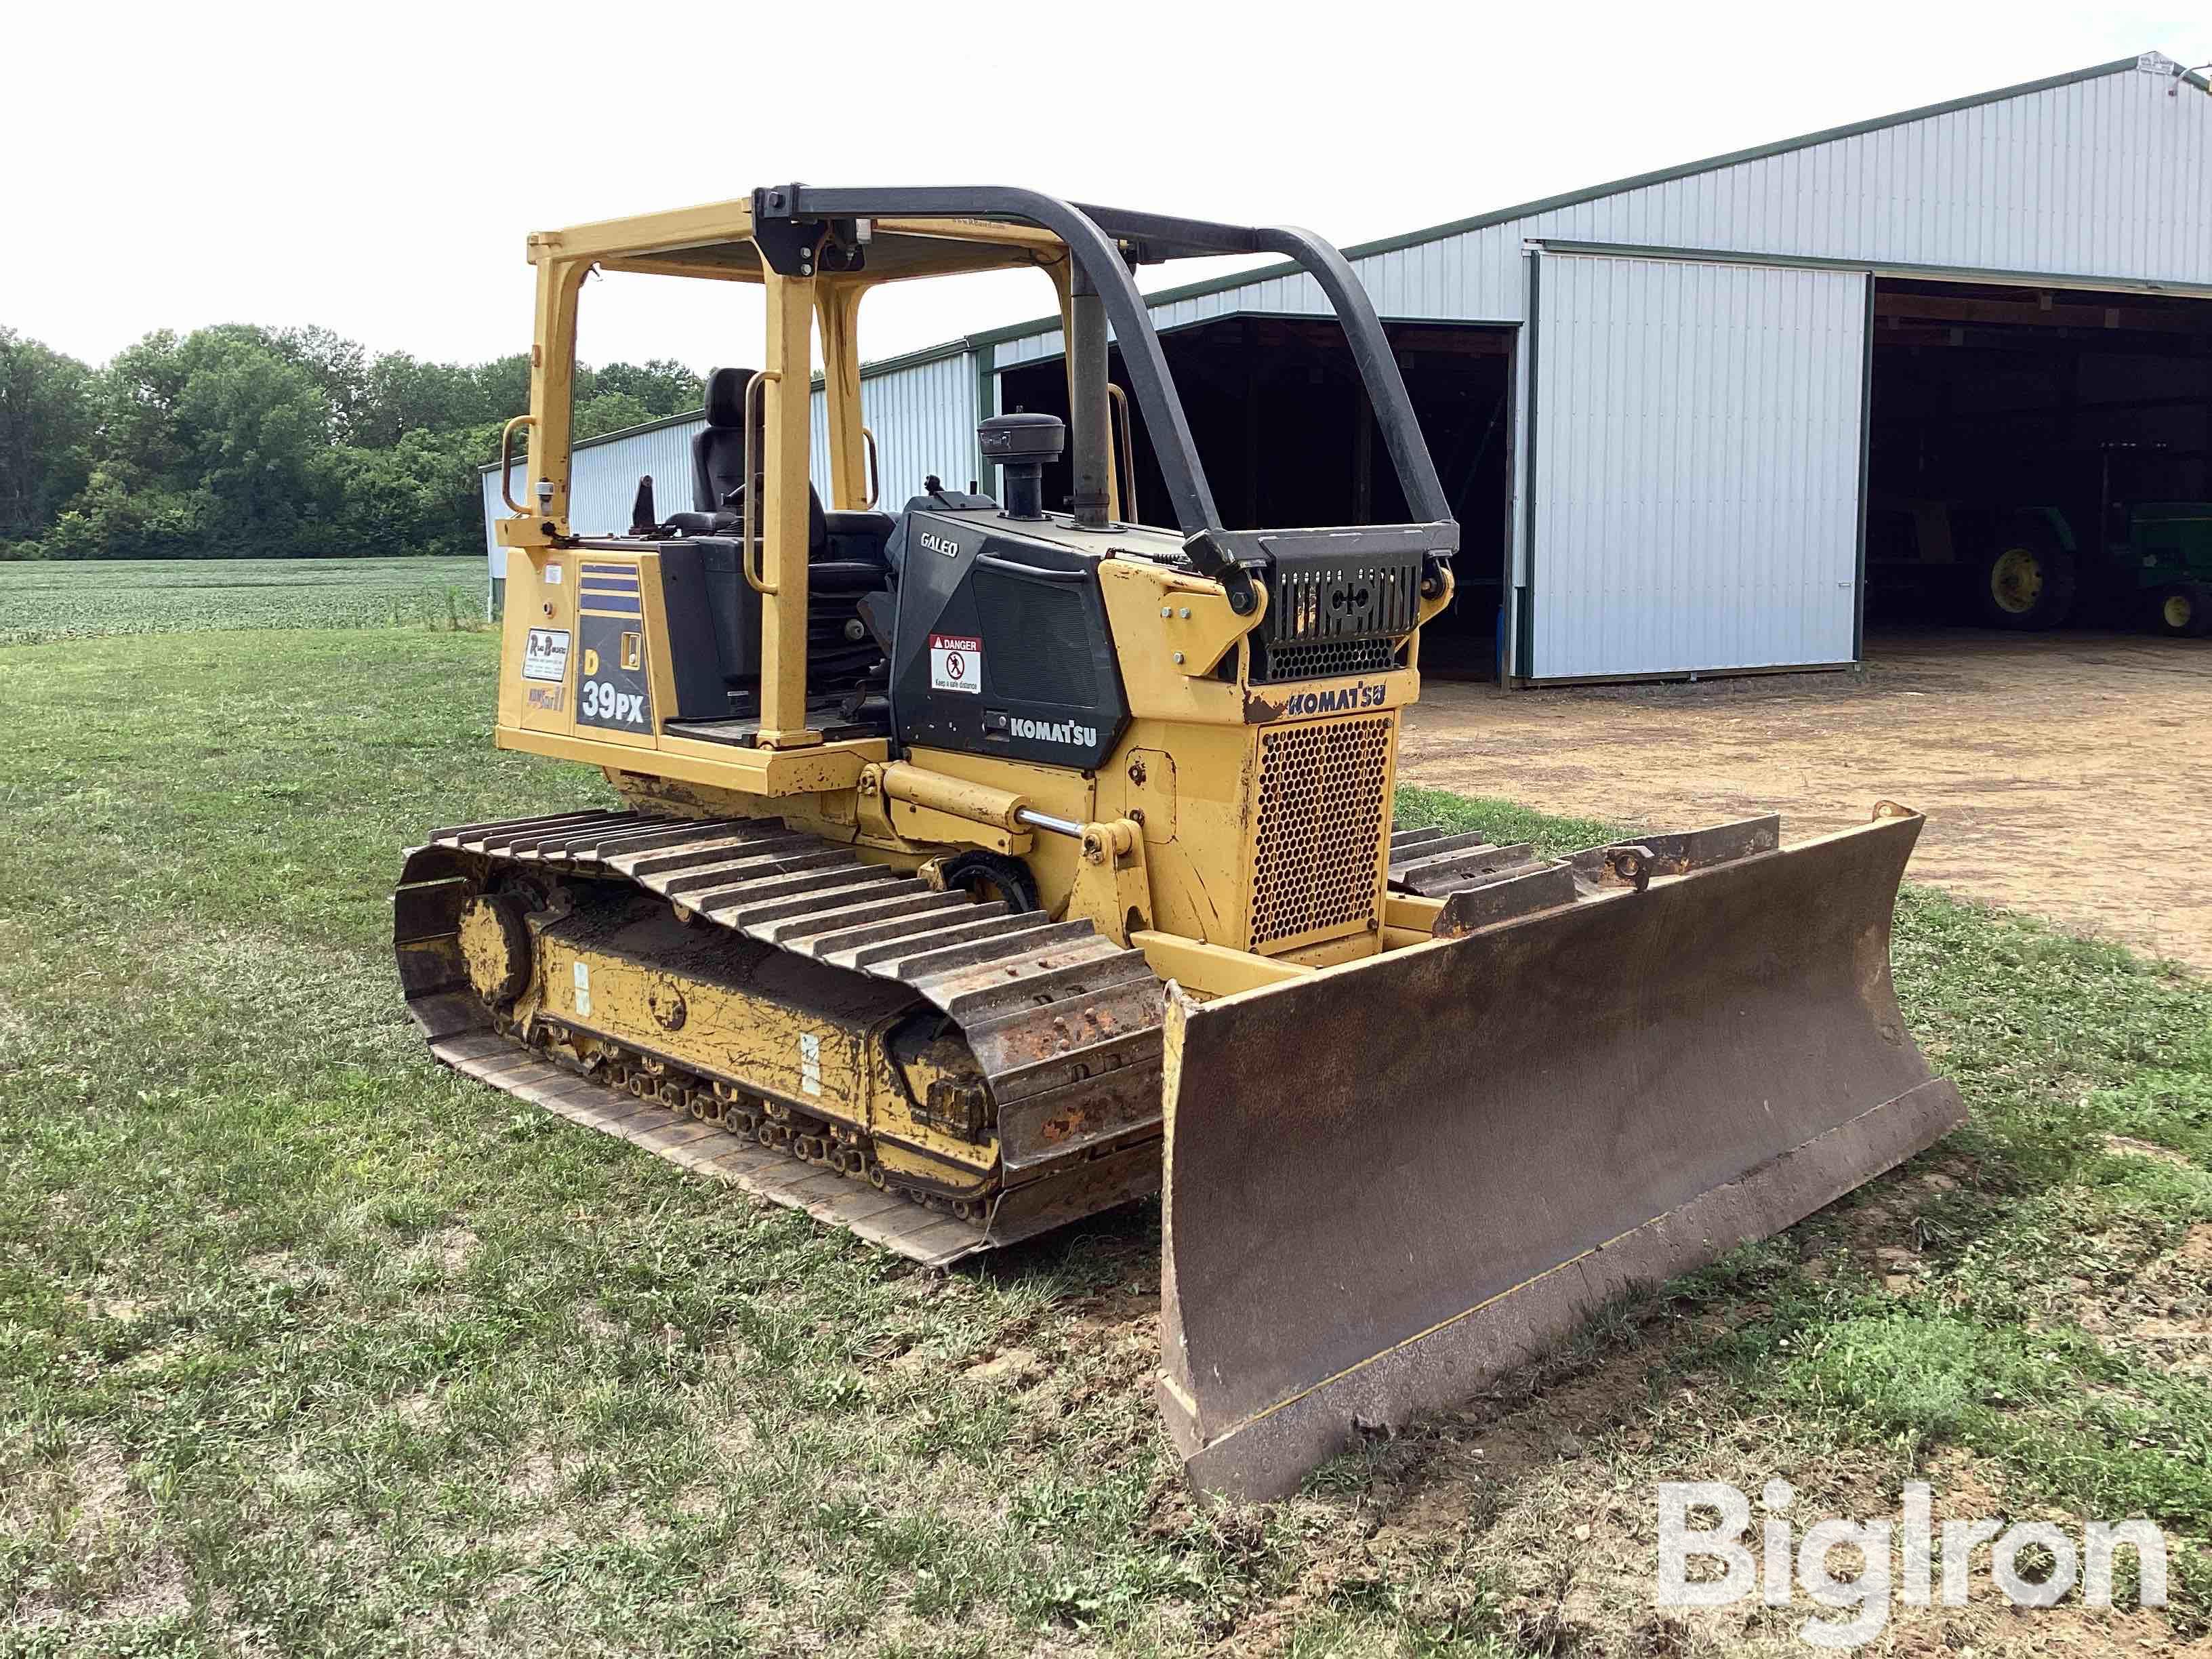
[1067,266,1113,528]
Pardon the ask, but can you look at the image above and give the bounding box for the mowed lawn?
[1,567,2208,1657]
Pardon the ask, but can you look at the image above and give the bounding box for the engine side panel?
[890,508,1130,772]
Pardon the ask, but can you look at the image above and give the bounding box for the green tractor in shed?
[1871,442,2212,637]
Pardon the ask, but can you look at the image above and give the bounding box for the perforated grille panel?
[1249,714,1394,951]
[1252,636,1404,684]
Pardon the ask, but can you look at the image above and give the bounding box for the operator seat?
[659,368,902,705]
[667,366,830,551]
[670,369,901,583]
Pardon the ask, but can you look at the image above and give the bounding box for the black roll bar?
[752,186,1456,605]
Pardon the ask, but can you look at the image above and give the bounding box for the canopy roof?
[527,201,1069,284]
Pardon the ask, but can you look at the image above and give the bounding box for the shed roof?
[967,52,2209,349]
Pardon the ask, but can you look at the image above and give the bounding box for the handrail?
[498,415,537,513]
[976,552,1088,585]
[739,369,780,596]
[1105,383,1140,525]
[862,426,881,510]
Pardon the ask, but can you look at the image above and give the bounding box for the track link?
[394,811,1166,1265]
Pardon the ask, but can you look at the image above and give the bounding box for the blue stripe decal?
[580,564,639,582]
[579,582,639,598]
[580,598,642,616]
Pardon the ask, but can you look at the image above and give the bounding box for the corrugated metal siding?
[481,470,506,568]
[994,328,1064,369]
[1530,66,2211,281]
[1528,254,1868,678]
[809,350,979,504]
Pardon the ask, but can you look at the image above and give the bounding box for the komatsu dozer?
[394,186,1963,1498]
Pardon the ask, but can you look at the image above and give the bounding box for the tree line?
[0,325,702,560]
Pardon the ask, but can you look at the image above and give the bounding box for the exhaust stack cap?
[979,411,1063,520]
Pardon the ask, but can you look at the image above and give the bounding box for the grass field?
[1,571,2207,1657]
[0,558,489,646]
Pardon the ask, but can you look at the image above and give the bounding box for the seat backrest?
[691,366,756,512]
[687,365,829,553]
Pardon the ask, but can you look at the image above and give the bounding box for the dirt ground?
[1400,628,2212,975]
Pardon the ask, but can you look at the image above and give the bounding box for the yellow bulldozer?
[394,186,1963,1498]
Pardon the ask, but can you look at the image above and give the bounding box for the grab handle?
[975,552,1088,585]
[741,369,781,596]
[498,415,537,513]
[1106,383,1140,524]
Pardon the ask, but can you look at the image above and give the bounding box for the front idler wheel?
[939,849,1040,913]
[456,892,534,1006]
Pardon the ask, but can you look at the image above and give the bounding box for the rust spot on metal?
[649,983,688,1031]
[1605,845,1655,893]
[1241,689,1288,724]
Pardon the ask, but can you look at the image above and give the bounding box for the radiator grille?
[1264,554,1422,648]
[1252,636,1404,684]
[1250,714,1394,951]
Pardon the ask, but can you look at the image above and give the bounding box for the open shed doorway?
[1864,277,2212,645]
[996,315,1516,680]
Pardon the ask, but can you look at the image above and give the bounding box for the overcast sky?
[3,3,2201,376]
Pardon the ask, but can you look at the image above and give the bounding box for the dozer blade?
[1155,807,1963,1500]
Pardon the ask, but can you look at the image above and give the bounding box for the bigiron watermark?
[1656,1479,2167,1648]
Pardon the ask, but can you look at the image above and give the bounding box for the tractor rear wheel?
[1974,523,2077,631]
[2151,581,2212,639]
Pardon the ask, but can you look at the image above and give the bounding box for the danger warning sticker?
[929,632,982,695]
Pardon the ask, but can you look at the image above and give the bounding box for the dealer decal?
[930,633,982,695]
[522,627,570,682]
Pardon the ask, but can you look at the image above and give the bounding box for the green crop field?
[1,563,2207,1657]
[0,558,490,647]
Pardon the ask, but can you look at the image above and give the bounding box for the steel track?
[394,811,1167,1265]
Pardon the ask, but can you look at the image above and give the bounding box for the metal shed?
[981,50,2212,682]
[485,52,2212,680]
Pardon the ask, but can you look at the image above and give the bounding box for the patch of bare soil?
[2106,1136,2202,1170]
[1403,631,2212,973]
[1,1435,201,1632]
[2072,1222,2212,1379]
